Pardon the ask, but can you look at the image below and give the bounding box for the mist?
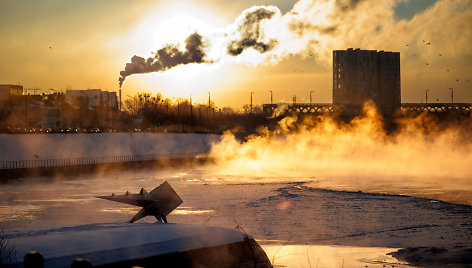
[208,104,472,205]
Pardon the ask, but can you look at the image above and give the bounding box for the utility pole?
[310,90,314,105]
[425,89,430,104]
[269,91,273,105]
[293,95,296,105]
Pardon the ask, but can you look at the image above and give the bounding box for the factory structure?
[333,48,401,115]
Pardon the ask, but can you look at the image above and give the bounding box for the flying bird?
[405,44,409,47]
[439,54,442,56]
[97,181,183,223]
[426,42,431,45]
[446,69,450,71]
[426,63,429,66]
[456,79,459,82]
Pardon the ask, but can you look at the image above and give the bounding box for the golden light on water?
[172,209,215,215]
[262,244,405,268]
[0,205,43,222]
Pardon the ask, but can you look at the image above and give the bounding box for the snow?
[9,223,248,267]
[0,133,220,161]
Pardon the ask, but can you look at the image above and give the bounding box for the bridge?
[262,103,472,115]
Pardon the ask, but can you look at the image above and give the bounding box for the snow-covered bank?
[0,133,220,162]
[6,223,270,267]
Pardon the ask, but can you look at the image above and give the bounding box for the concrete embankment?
[0,133,220,179]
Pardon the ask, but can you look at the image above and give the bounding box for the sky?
[1,0,471,108]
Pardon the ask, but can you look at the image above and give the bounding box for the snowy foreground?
[6,223,270,267]
[1,168,472,267]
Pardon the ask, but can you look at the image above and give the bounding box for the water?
[1,166,471,267]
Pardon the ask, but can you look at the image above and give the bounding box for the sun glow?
[120,2,229,98]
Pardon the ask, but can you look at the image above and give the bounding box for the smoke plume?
[119,33,207,87]
[119,0,472,86]
[226,6,279,56]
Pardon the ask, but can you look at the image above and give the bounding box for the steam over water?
[209,105,472,205]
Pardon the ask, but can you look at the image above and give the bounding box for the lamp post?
[310,90,314,105]
[293,95,296,105]
[449,88,454,110]
[208,92,211,118]
[190,94,193,131]
[250,92,254,115]
[269,91,273,105]
[425,89,430,104]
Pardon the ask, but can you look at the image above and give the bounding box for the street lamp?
[310,90,314,105]
[293,95,296,105]
[269,91,273,105]
[425,89,430,104]
[449,88,454,109]
[190,94,193,131]
[250,92,254,115]
[208,92,211,117]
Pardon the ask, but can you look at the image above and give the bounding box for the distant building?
[65,89,117,110]
[0,84,23,98]
[333,48,401,115]
[65,89,118,128]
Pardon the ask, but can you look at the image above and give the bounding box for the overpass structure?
[262,103,472,115]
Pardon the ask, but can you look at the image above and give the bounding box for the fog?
[208,104,472,205]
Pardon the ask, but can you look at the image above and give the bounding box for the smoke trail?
[226,6,279,56]
[118,32,207,88]
[119,0,472,86]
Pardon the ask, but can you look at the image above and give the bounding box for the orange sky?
[1,0,471,109]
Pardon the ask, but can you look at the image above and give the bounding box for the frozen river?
[2,165,471,267]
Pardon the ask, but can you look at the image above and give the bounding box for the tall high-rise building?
[333,48,401,115]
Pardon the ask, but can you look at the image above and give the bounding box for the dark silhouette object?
[71,258,92,268]
[426,42,431,45]
[439,54,442,56]
[446,69,450,71]
[426,63,429,66]
[24,251,44,268]
[97,181,183,223]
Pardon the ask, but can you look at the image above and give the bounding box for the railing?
[0,152,205,170]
